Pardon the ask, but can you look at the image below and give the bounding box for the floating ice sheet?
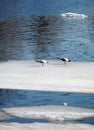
[1,105,94,122]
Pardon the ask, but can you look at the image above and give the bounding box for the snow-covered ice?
[1,105,94,121]
[0,122,94,130]
[0,60,94,93]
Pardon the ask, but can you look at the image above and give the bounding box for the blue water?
[0,89,94,109]
[0,0,94,61]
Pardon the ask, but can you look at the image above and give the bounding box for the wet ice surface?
[0,106,94,125]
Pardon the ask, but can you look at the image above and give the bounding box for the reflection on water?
[0,0,94,19]
[0,89,94,109]
[0,0,94,61]
[0,16,61,60]
[0,15,94,61]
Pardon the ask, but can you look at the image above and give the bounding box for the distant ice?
[61,12,88,18]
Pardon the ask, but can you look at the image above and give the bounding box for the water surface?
[0,0,94,61]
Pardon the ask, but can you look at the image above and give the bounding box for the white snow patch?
[0,122,94,130]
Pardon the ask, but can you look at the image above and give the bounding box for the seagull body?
[63,102,68,106]
[57,57,71,64]
[36,59,48,66]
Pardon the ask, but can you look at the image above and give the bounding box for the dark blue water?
[0,89,94,109]
[0,0,94,61]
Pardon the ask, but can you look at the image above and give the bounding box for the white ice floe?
[0,122,94,130]
[61,12,88,18]
[0,60,94,93]
[2,105,94,121]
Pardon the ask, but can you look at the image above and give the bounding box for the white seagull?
[36,59,48,66]
[57,57,71,64]
[63,102,68,106]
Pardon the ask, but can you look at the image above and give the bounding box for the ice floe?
[0,122,94,130]
[61,12,88,18]
[1,105,94,121]
[0,60,94,93]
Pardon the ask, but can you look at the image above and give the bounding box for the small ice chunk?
[61,12,88,18]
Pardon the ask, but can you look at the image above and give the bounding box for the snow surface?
[0,60,94,93]
[0,122,94,130]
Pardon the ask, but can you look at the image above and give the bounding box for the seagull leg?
[64,61,67,64]
[42,63,44,67]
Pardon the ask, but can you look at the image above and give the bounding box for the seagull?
[57,57,71,64]
[63,102,68,106]
[36,59,48,66]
